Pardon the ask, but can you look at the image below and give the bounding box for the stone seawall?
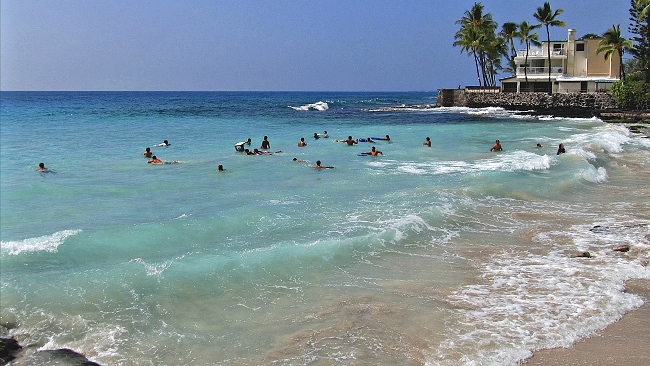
[437,90,621,118]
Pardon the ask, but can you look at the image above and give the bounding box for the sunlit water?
[1,92,649,365]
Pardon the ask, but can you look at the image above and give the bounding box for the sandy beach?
[524,279,650,366]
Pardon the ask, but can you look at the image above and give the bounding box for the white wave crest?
[1,229,82,255]
[394,151,552,176]
[288,101,329,111]
[131,258,174,276]
[580,166,608,183]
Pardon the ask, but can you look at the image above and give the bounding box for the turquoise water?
[1,92,649,365]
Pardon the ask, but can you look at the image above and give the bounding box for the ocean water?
[1,91,649,365]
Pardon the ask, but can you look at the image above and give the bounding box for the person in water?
[362,146,383,156]
[218,165,225,171]
[298,137,307,147]
[293,157,306,162]
[156,140,170,147]
[343,136,358,145]
[322,131,329,138]
[313,133,320,139]
[148,156,179,164]
[423,137,431,147]
[536,143,543,148]
[312,160,334,169]
[261,136,270,149]
[148,156,164,164]
[490,140,503,152]
[36,162,49,171]
[557,143,566,155]
[143,147,153,157]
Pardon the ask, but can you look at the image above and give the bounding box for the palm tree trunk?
[545,25,552,93]
[619,52,625,80]
[473,53,482,86]
[524,42,530,92]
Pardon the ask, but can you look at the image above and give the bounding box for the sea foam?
[1,229,82,255]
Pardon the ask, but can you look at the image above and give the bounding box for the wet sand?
[523,279,650,366]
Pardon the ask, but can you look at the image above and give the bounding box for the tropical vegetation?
[453,3,501,87]
[596,24,633,81]
[630,0,650,83]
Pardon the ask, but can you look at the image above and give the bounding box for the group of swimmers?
[38,135,569,173]
[492,139,566,155]
[233,132,393,169]
[143,140,180,164]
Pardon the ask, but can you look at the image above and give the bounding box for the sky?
[0,0,635,91]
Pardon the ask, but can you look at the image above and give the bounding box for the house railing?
[465,86,501,93]
[516,48,566,57]
[517,66,563,75]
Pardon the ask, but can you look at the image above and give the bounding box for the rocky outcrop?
[465,92,620,117]
[0,337,101,366]
[0,337,21,365]
[437,90,622,118]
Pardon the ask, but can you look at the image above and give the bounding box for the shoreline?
[523,279,650,366]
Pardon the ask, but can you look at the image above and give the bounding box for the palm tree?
[454,2,498,86]
[454,27,483,86]
[500,22,520,61]
[534,2,566,92]
[597,24,633,80]
[518,21,542,91]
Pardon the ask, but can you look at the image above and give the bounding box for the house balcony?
[516,66,563,75]
[517,48,566,58]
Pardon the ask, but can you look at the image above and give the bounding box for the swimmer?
[155,140,170,147]
[312,160,334,169]
[423,137,431,147]
[147,156,164,164]
[536,143,543,148]
[246,138,252,145]
[293,157,306,162]
[143,147,153,157]
[322,130,329,138]
[148,156,179,164]
[358,137,374,143]
[490,139,502,152]
[343,136,358,145]
[218,165,225,171]
[556,143,566,155]
[362,146,383,156]
[234,142,246,152]
[36,162,49,171]
[298,137,307,147]
[261,136,270,149]
[313,133,320,139]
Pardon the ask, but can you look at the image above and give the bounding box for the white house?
[500,29,621,93]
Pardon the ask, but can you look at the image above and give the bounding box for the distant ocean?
[1,91,649,365]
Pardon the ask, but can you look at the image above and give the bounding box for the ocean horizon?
[1,91,649,365]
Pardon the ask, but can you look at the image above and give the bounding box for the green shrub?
[609,79,650,110]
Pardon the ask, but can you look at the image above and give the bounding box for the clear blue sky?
[0,0,633,91]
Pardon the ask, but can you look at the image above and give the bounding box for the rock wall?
[437,89,621,117]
